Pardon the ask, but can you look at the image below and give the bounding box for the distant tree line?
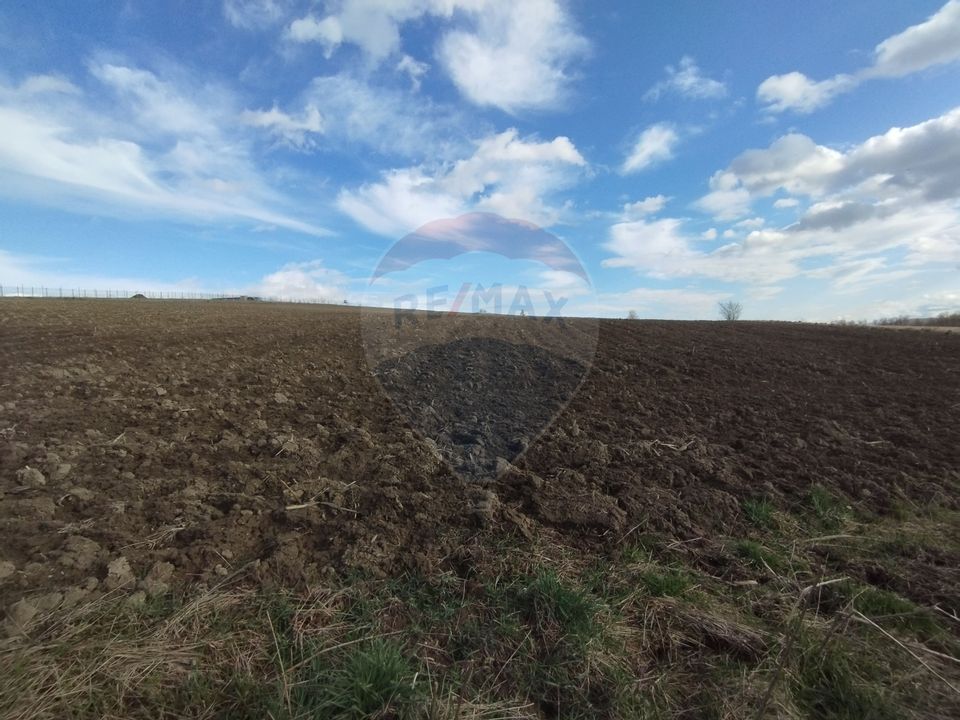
[834,311,960,327]
[872,311,960,327]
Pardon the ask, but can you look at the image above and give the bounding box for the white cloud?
[674,108,960,300]
[396,54,429,90]
[254,260,351,301]
[610,109,960,288]
[0,250,355,302]
[288,15,344,55]
[869,0,960,77]
[437,0,589,113]
[91,62,231,139]
[223,0,291,30]
[756,72,855,114]
[300,73,472,159]
[601,216,789,282]
[0,67,329,235]
[773,197,799,208]
[17,74,80,95]
[0,248,214,294]
[701,228,717,240]
[287,0,588,113]
[698,107,960,217]
[758,1,960,113]
[606,201,959,289]
[241,104,323,149]
[287,2,421,58]
[338,128,586,236]
[623,194,669,218]
[644,56,727,101]
[622,123,679,174]
[537,269,592,297]
[695,171,753,220]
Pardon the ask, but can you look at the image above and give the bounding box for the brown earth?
[1,299,959,614]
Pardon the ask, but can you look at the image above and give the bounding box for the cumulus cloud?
[286,0,588,113]
[437,0,589,113]
[644,56,727,101]
[697,107,960,217]
[756,72,856,114]
[338,128,586,236]
[604,205,959,286]
[603,218,788,286]
[610,107,960,291]
[622,123,679,174]
[0,66,329,235]
[623,195,669,218]
[758,1,960,113]
[869,0,960,77]
[241,104,322,149]
[287,14,345,54]
[773,197,799,208]
[695,171,753,220]
[253,260,351,301]
[287,2,422,58]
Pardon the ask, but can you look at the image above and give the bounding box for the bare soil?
[1,300,959,611]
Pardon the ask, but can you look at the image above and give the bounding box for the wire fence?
[0,285,344,305]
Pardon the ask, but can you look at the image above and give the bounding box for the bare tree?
[627,310,639,320]
[718,300,743,321]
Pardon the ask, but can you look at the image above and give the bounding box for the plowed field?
[2,299,958,719]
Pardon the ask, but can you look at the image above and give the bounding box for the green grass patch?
[514,569,599,643]
[742,497,775,529]
[639,567,694,597]
[836,583,944,642]
[734,539,785,572]
[807,484,849,529]
[296,638,419,719]
[793,636,895,720]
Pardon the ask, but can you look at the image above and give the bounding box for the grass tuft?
[516,569,599,643]
[807,484,849,529]
[793,637,895,720]
[734,539,785,572]
[297,638,418,719]
[639,568,693,598]
[837,583,945,642]
[742,497,775,529]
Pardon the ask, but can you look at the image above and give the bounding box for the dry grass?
[2,510,958,719]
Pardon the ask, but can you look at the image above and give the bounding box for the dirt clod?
[16,466,45,488]
[104,557,135,590]
[0,561,14,581]
[4,599,39,637]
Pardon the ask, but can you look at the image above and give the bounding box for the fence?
[0,285,342,305]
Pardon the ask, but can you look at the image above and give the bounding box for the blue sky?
[1,0,959,320]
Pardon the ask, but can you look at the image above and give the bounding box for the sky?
[1,0,959,320]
